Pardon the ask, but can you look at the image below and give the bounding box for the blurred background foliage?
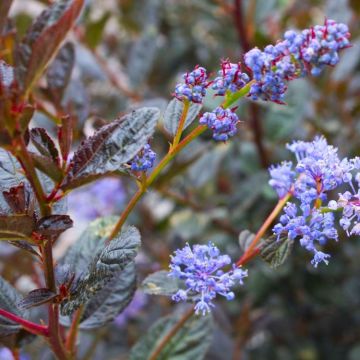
[1,0,360,359]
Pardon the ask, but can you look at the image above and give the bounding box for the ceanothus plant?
[0,0,354,359]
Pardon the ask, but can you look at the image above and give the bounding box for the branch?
[0,308,49,337]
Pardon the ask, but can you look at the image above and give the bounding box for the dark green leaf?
[62,107,159,190]
[84,12,110,49]
[164,99,202,136]
[141,270,179,296]
[0,215,35,242]
[78,262,136,329]
[17,288,57,310]
[36,215,73,237]
[60,217,141,316]
[30,128,60,164]
[46,42,75,104]
[130,311,213,360]
[15,0,84,94]
[260,235,294,269]
[0,277,25,337]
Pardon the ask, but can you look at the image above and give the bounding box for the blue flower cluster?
[169,243,248,315]
[269,137,360,267]
[172,21,350,143]
[268,161,295,199]
[244,19,350,102]
[174,66,209,103]
[130,144,156,172]
[330,158,360,236]
[212,60,250,96]
[199,107,239,141]
[273,203,337,267]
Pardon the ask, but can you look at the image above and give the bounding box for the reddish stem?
[236,193,291,266]
[0,308,49,337]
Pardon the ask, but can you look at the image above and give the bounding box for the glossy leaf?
[78,262,136,329]
[130,311,213,360]
[15,0,84,94]
[60,217,141,316]
[46,42,75,104]
[260,235,294,269]
[30,128,60,165]
[62,107,159,190]
[36,215,73,237]
[164,99,202,136]
[0,277,25,337]
[17,288,57,310]
[141,270,179,296]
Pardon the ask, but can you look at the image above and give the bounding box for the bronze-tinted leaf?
[36,215,73,237]
[62,107,159,190]
[7,240,40,257]
[30,128,60,165]
[17,288,57,310]
[0,215,36,242]
[3,183,28,214]
[30,152,63,182]
[58,115,73,163]
[15,0,84,94]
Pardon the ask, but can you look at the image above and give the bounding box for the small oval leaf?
[164,98,202,136]
[260,235,294,269]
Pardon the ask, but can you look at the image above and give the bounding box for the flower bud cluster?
[244,19,350,102]
[212,60,250,96]
[169,243,248,315]
[130,144,156,172]
[174,66,209,103]
[199,107,239,141]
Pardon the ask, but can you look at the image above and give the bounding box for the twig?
[0,308,49,337]
[148,307,194,360]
